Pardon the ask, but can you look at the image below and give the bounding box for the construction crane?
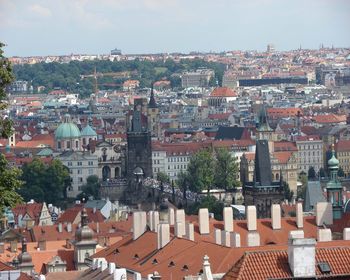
[80,67,136,94]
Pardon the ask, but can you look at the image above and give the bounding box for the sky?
[0,0,349,57]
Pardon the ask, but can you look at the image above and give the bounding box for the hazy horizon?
[1,0,349,57]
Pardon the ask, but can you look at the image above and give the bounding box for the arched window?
[76,141,79,148]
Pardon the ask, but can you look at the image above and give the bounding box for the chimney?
[134,272,142,280]
[38,240,46,251]
[246,206,257,231]
[343,228,350,240]
[150,271,161,280]
[175,222,185,237]
[175,209,185,226]
[185,223,194,241]
[230,232,241,247]
[214,229,221,245]
[168,208,175,225]
[247,232,260,247]
[98,258,108,271]
[114,268,127,279]
[288,238,316,278]
[147,211,154,231]
[199,208,210,235]
[66,239,72,249]
[289,230,304,239]
[39,275,46,280]
[108,262,115,274]
[67,222,72,233]
[97,236,105,247]
[58,223,63,233]
[316,202,333,226]
[10,241,17,252]
[152,211,160,233]
[133,211,147,240]
[157,223,170,249]
[317,228,332,242]
[296,203,303,228]
[93,207,96,214]
[271,204,281,230]
[0,243,4,254]
[96,222,100,234]
[223,207,233,232]
[221,231,230,247]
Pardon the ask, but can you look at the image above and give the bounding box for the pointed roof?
[254,140,273,186]
[148,86,157,108]
[257,105,273,132]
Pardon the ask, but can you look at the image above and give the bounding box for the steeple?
[257,105,272,132]
[326,144,343,220]
[254,140,273,186]
[149,85,157,108]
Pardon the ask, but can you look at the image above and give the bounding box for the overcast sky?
[1,0,349,57]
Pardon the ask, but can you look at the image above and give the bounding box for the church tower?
[243,140,284,218]
[74,209,97,270]
[256,105,274,141]
[147,87,161,139]
[126,98,152,190]
[326,144,343,220]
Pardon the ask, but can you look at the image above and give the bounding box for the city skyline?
[1,0,349,57]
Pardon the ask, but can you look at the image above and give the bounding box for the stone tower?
[126,98,152,190]
[256,105,274,142]
[326,144,343,220]
[243,140,284,218]
[147,87,161,139]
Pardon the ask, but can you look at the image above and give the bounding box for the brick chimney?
[288,238,316,278]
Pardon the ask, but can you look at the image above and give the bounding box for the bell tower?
[326,144,343,220]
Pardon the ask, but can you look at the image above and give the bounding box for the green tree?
[214,148,240,190]
[319,167,326,178]
[338,167,345,178]
[0,42,23,217]
[77,175,100,200]
[20,158,70,205]
[282,181,294,201]
[176,170,190,201]
[298,173,308,199]
[187,149,215,195]
[308,166,316,180]
[186,196,224,220]
[156,171,170,193]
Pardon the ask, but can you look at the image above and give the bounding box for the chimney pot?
[246,206,257,231]
[223,207,233,232]
[199,208,210,235]
[271,204,281,230]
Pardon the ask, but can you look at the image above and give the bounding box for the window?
[57,141,61,149]
[77,162,82,166]
[67,141,71,149]
[79,177,83,183]
[89,169,93,175]
[77,169,82,174]
[67,162,72,166]
[76,141,79,148]
[88,161,93,166]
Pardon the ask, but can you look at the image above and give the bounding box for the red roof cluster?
[210,87,237,98]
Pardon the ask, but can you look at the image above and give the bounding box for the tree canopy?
[77,175,100,201]
[19,158,70,205]
[0,42,23,217]
[308,166,316,180]
[214,148,240,190]
[13,58,226,97]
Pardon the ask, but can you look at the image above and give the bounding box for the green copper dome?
[55,114,81,140]
[328,145,339,169]
[81,124,97,137]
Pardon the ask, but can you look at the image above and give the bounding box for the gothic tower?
[256,105,274,141]
[126,98,152,189]
[147,87,161,139]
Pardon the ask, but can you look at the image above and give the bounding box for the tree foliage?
[0,155,23,217]
[77,175,100,200]
[214,148,240,190]
[13,58,226,97]
[0,42,14,138]
[187,149,215,194]
[308,166,316,180]
[297,173,308,200]
[19,158,70,205]
[186,196,224,221]
[0,42,23,217]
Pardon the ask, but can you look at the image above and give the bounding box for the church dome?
[75,208,94,242]
[55,114,81,140]
[328,145,339,169]
[81,124,97,137]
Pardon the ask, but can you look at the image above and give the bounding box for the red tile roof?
[12,202,44,225]
[336,140,350,152]
[313,114,347,124]
[210,87,237,98]
[223,246,350,280]
[267,108,302,118]
[56,205,105,224]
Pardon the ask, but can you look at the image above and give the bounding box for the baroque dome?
[55,114,81,140]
